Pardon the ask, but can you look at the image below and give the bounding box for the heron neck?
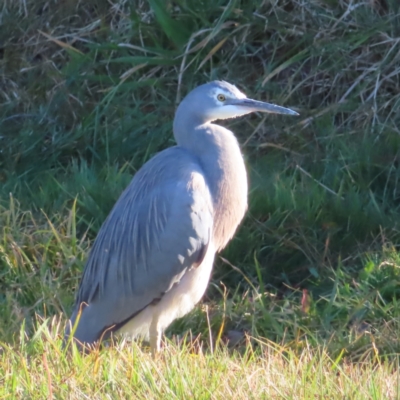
[174,122,248,250]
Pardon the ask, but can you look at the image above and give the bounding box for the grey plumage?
[66,81,298,354]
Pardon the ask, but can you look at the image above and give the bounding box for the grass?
[1,203,400,397]
[1,0,400,397]
[2,327,399,399]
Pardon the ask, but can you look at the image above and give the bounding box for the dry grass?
[1,318,399,399]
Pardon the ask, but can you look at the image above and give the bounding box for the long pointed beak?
[227,98,299,116]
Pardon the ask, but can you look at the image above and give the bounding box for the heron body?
[66,81,298,353]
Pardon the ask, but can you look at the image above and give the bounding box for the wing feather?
[68,147,214,344]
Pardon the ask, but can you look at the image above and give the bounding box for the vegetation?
[1,0,400,397]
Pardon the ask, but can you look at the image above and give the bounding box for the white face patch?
[206,105,253,121]
[205,85,249,121]
[210,87,247,104]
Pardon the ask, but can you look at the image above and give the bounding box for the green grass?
[2,327,399,399]
[1,0,400,397]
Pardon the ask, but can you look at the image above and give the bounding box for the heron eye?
[217,94,226,102]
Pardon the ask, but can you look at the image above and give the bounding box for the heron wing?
[69,147,213,343]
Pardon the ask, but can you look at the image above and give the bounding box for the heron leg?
[149,318,161,357]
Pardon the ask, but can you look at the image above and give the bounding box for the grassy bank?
[1,0,400,396]
[1,0,400,278]
[2,327,399,399]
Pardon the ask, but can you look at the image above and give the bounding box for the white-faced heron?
[66,81,298,354]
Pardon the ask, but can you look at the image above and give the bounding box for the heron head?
[181,81,299,123]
